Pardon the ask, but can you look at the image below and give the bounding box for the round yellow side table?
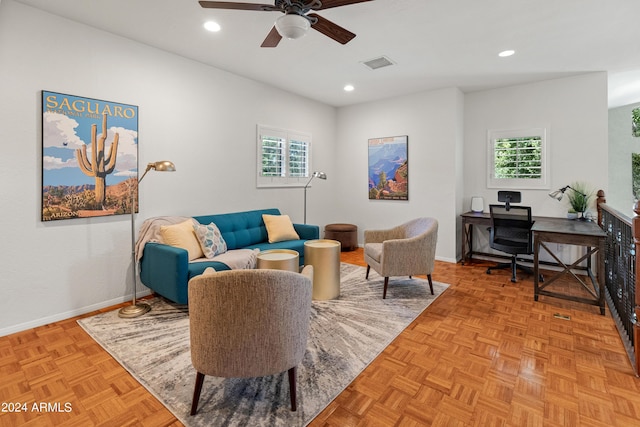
[256,249,299,272]
[304,239,341,300]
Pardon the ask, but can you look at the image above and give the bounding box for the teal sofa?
[139,208,319,304]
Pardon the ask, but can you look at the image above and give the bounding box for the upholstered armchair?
[364,217,438,299]
[188,266,313,415]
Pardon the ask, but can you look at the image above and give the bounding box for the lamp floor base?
[118,302,151,318]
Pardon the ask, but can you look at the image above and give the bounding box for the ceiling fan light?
[275,14,310,40]
[203,21,221,32]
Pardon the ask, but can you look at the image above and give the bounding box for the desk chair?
[486,204,536,283]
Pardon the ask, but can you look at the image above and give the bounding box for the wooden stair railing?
[598,190,639,375]
[633,201,640,376]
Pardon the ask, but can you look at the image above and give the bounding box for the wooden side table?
[256,249,299,272]
[304,239,341,300]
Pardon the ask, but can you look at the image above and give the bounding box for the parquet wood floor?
[1,249,639,426]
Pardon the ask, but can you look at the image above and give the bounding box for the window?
[487,127,548,189]
[257,125,311,187]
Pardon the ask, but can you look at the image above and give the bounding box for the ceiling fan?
[198,0,373,47]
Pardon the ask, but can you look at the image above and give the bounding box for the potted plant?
[566,208,579,220]
[566,181,592,219]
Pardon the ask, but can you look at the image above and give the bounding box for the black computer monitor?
[498,191,521,211]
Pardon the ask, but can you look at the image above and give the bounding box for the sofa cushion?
[193,222,227,258]
[194,208,281,249]
[262,214,300,243]
[160,219,203,261]
[188,260,230,280]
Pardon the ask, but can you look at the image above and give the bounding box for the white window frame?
[487,127,549,190]
[256,125,312,188]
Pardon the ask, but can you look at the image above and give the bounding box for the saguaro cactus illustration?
[75,113,119,209]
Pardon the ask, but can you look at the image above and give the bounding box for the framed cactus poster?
[41,91,138,221]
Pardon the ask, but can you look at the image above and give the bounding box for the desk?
[460,211,492,265]
[532,218,607,315]
[461,211,562,265]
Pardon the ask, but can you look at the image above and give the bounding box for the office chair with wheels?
[486,204,536,283]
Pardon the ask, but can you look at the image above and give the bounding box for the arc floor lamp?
[304,171,326,224]
[119,160,176,318]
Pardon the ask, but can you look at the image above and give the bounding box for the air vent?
[553,313,571,320]
[361,56,395,70]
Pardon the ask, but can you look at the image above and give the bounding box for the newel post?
[596,189,606,227]
[634,200,640,375]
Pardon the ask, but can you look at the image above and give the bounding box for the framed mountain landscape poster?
[41,91,138,221]
[368,135,408,200]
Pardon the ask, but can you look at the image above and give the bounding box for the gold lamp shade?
[150,160,176,172]
[138,161,176,183]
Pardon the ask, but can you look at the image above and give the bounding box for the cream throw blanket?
[135,216,259,270]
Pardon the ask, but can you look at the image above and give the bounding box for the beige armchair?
[364,217,438,299]
[188,266,313,415]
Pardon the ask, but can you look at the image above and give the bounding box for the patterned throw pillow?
[193,222,228,259]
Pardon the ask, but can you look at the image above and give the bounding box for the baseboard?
[0,290,152,337]
[435,255,458,263]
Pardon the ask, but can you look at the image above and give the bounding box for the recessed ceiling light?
[204,21,221,32]
[498,50,515,57]
[344,84,355,92]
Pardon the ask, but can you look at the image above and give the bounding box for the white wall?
[0,0,336,335]
[608,101,640,217]
[464,73,609,257]
[0,0,611,335]
[335,87,464,263]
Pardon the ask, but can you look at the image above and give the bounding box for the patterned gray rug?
[78,263,449,427]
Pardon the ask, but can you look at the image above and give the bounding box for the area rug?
[78,263,449,427]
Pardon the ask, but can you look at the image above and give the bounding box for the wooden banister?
[598,190,639,375]
[634,200,640,375]
[597,189,606,227]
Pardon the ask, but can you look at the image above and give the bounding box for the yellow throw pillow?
[262,214,300,243]
[160,219,204,261]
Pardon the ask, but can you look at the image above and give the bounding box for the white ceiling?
[12,0,640,108]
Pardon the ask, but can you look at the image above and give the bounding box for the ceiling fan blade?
[308,13,356,45]
[261,26,282,47]
[198,1,278,11]
[315,0,373,10]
